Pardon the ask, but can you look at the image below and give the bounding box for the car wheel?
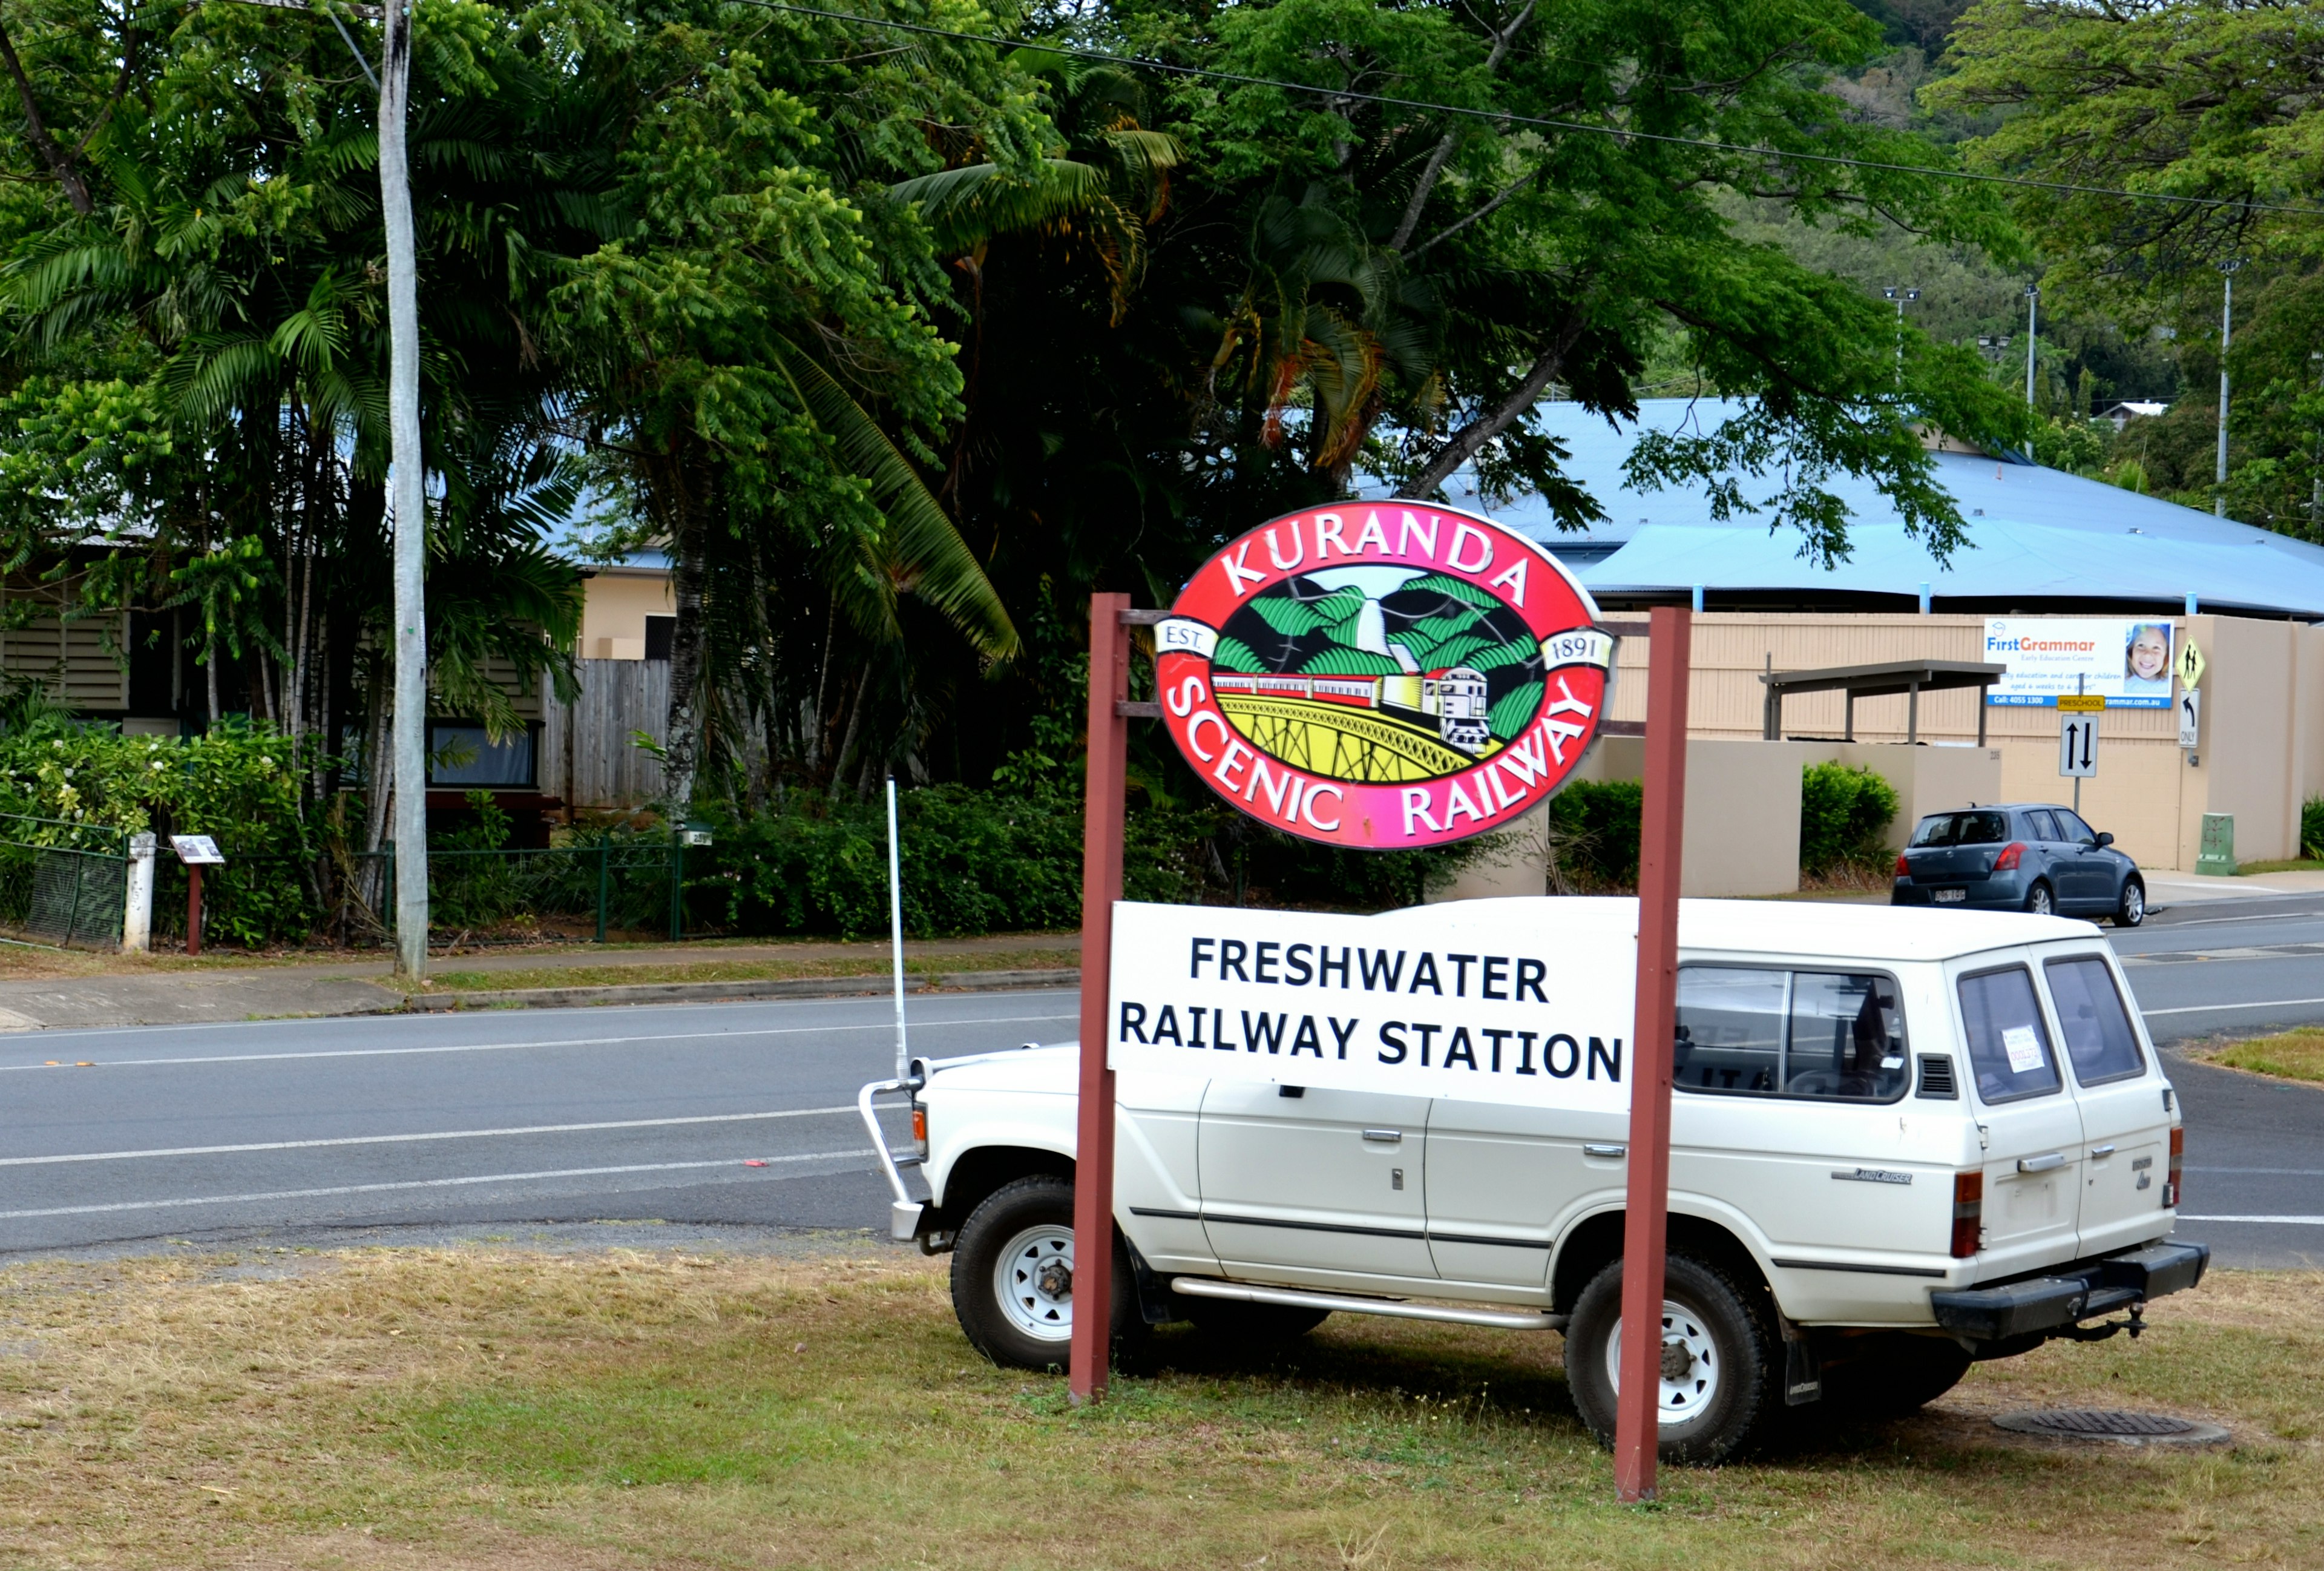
[1564,1254,1781,1465]
[1181,1296,1332,1344]
[1827,1335,1974,1417]
[950,1174,1147,1371]
[2115,877,2146,927]
[2023,881,2055,917]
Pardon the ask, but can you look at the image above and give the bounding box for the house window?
[428,721,539,788]
[645,616,675,661]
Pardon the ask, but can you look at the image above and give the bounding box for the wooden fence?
[539,658,669,809]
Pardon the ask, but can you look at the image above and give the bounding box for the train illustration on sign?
[1209,666,1494,756]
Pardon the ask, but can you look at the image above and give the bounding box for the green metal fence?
[0,815,127,949]
[388,840,683,945]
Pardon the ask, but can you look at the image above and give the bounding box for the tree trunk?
[1396,315,1585,499]
[661,527,707,817]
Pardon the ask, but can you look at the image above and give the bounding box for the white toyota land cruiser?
[864,900,2207,1463]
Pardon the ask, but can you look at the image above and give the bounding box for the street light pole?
[1883,288,1919,383]
[380,0,428,978]
[2024,285,2039,407]
[2216,270,2237,514]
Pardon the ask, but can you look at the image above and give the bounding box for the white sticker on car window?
[2001,1024,2045,1074]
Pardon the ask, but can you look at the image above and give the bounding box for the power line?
[737,0,2324,223]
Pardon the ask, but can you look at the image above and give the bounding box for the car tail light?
[2165,1126,2183,1207]
[1894,852,1911,877]
[1951,1171,1983,1257]
[1993,841,2026,872]
[911,1104,928,1158]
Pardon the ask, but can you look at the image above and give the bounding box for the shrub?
[1546,779,1643,891]
[2303,796,2324,861]
[1799,762,1900,878]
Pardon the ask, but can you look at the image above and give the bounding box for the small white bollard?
[122,832,156,953]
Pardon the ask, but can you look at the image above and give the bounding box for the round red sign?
[1156,502,1611,849]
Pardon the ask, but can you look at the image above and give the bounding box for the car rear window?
[1910,811,2009,848]
[2044,955,2145,1084]
[1675,967,1908,1102]
[1957,966,2062,1102]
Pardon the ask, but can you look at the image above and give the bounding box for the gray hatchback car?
[1889,803,2145,925]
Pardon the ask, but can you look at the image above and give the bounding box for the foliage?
[1546,780,1643,892]
[2302,795,2324,862]
[1799,762,1900,878]
[0,713,315,840]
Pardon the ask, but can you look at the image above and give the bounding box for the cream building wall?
[578,568,674,660]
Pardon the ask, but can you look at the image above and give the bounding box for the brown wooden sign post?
[1069,592,1132,1404]
[1614,604,1690,1502]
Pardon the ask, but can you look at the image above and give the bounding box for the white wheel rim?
[2030,886,2051,914]
[2124,883,2143,921]
[993,1223,1075,1342]
[1605,1299,1721,1425]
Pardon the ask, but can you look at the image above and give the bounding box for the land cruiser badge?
[1157,504,1612,848]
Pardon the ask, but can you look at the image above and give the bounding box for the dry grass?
[0,1247,2316,1569]
[406,948,1081,994]
[2195,1029,2324,1085]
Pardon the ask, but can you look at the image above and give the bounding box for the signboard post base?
[1069,593,1131,1405]
[1615,605,1690,1504]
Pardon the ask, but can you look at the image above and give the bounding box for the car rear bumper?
[1929,1240,2210,1342]
[1891,874,2030,910]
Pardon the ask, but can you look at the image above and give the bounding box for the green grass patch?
[2233,858,2324,876]
[2201,1027,2324,1084]
[406,947,1080,993]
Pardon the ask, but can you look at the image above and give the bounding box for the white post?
[2217,264,2237,518]
[381,0,428,977]
[2024,286,2038,406]
[886,776,908,1080]
[122,832,155,954]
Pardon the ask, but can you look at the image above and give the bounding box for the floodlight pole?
[381,0,428,977]
[1614,604,1690,1504]
[1069,592,1131,1405]
[2217,260,2242,518]
[2024,285,2038,407]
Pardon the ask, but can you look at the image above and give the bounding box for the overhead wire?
[732,0,2324,223]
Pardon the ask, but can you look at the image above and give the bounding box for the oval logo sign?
[1156,503,1611,849]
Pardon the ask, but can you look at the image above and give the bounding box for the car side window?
[1675,967,1908,1103]
[1957,966,2063,1102]
[2026,809,2060,841]
[2043,955,2145,1084]
[2053,808,2098,846]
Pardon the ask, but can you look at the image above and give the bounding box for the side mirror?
[2096,831,2115,848]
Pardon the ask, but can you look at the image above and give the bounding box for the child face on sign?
[2128,626,2171,682]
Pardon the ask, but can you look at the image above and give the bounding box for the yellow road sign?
[2056,694,2106,713]
[2178,637,2206,691]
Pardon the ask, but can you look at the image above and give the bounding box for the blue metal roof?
[1397,398,2324,617]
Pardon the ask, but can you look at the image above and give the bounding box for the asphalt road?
[2119,891,2324,1271]
[0,893,2313,1276]
[0,992,1077,1257]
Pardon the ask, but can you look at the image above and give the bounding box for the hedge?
[1799,762,1900,878]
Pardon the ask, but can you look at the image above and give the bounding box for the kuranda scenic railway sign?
[1156,503,1612,849]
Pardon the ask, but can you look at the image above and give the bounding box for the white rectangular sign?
[1985,617,2175,709]
[2058,713,2097,778]
[1108,898,1636,1110]
[169,834,224,865]
[2178,687,2201,748]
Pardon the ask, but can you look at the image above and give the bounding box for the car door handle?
[2018,1152,2067,1173]
[1361,1128,1402,1144]
[1583,1143,1627,1159]
[2089,1144,2116,1159]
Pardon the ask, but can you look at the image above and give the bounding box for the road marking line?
[0,1150,875,1221]
[0,1013,1075,1072]
[2186,1166,2324,1176]
[2141,997,2324,1016]
[0,1105,860,1168]
[2177,1214,2324,1225]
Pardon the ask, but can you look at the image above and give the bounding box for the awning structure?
[1759,659,2007,745]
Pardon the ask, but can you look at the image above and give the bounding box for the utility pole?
[1883,287,1919,384]
[2024,284,2039,407]
[380,0,427,978]
[2217,259,2242,519]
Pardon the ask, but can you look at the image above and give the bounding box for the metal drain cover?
[1994,1409,2230,1446]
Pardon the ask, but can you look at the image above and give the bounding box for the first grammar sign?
[1108,899,1637,1112]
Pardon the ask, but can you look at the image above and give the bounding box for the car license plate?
[1933,888,1966,904]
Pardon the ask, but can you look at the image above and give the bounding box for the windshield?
[1909,811,2009,848]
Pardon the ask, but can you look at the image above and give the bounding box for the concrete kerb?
[396,969,1078,1012]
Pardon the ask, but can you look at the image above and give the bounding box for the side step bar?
[1171,1276,1567,1332]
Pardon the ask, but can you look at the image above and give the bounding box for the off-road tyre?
[1181,1296,1333,1345]
[1565,1253,1782,1465]
[2114,877,2146,928]
[950,1174,1146,1372]
[1825,1334,1974,1417]
[2023,881,2055,917]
